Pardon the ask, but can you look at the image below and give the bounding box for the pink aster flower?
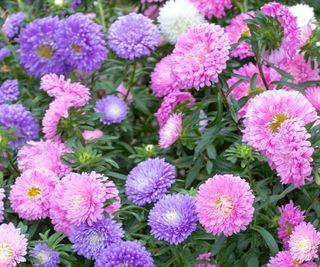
[155,91,195,127]
[159,112,182,149]
[225,12,254,59]
[49,171,120,236]
[40,73,90,106]
[9,168,58,220]
[0,188,4,223]
[191,0,232,19]
[196,174,255,236]
[17,140,72,178]
[171,23,230,90]
[261,2,300,65]
[0,223,27,267]
[150,55,181,97]
[82,129,103,141]
[267,251,317,267]
[306,87,320,111]
[193,252,216,267]
[289,222,320,262]
[117,83,133,104]
[269,118,314,187]
[278,201,305,249]
[243,90,317,157]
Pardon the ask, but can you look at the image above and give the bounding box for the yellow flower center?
[0,244,13,262]
[297,237,312,254]
[164,210,181,224]
[214,195,233,216]
[286,223,292,235]
[89,232,101,245]
[72,44,81,53]
[71,194,84,209]
[36,251,50,263]
[37,45,53,59]
[27,187,41,197]
[242,28,251,37]
[292,260,303,266]
[269,113,289,133]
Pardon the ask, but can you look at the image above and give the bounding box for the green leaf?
[251,225,279,255]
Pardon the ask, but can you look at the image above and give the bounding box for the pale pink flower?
[171,23,230,90]
[225,12,254,59]
[243,90,317,157]
[193,252,216,267]
[267,251,317,267]
[117,82,133,104]
[82,129,103,141]
[9,168,59,220]
[17,140,72,178]
[159,113,182,149]
[0,223,27,267]
[155,91,195,127]
[278,201,305,249]
[191,0,232,19]
[0,188,4,223]
[49,171,120,236]
[289,222,320,262]
[196,174,255,236]
[306,86,320,111]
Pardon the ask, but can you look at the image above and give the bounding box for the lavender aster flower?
[18,17,67,77]
[0,104,38,148]
[70,217,124,260]
[125,158,176,206]
[69,0,81,10]
[0,80,19,104]
[148,194,197,245]
[95,241,154,267]
[2,12,26,39]
[95,95,128,125]
[57,13,107,73]
[0,47,10,63]
[108,13,160,59]
[30,243,60,267]
[199,110,208,132]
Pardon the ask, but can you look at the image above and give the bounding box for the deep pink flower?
[267,251,317,267]
[17,140,72,178]
[196,174,255,236]
[278,201,305,249]
[155,91,195,127]
[191,0,232,19]
[225,12,254,59]
[306,86,320,111]
[171,23,230,90]
[159,113,182,149]
[9,168,59,220]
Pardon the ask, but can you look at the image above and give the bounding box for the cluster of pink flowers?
[268,202,320,266]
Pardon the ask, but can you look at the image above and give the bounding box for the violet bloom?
[125,158,176,206]
[30,243,60,267]
[0,47,10,63]
[2,12,26,39]
[70,217,124,259]
[0,80,19,104]
[108,13,160,60]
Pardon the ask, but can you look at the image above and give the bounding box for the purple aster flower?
[95,95,128,125]
[69,0,81,10]
[57,13,107,73]
[0,80,19,104]
[2,12,26,40]
[95,241,154,267]
[0,47,10,63]
[30,242,60,267]
[70,217,124,260]
[0,104,38,148]
[148,194,198,245]
[18,16,68,77]
[108,13,160,59]
[125,158,176,206]
[199,110,208,132]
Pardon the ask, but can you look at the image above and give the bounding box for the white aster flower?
[289,4,316,29]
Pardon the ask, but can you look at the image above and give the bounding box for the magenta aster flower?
[150,55,181,97]
[82,130,103,141]
[49,171,119,236]
[40,74,90,106]
[196,174,255,236]
[148,194,198,245]
[0,188,4,223]
[225,12,254,59]
[191,0,232,19]
[269,118,314,187]
[155,91,195,128]
[0,223,27,267]
[125,157,176,206]
[17,140,72,178]
[9,168,58,220]
[171,23,230,90]
[193,252,216,267]
[159,113,182,149]
[278,201,305,249]
[267,251,317,267]
[289,222,320,262]
[117,83,133,104]
[261,2,300,65]
[243,90,317,157]
[306,87,320,111]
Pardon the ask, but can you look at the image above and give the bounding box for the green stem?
[97,0,107,33]
[125,60,137,101]
[5,149,19,175]
[256,43,270,91]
